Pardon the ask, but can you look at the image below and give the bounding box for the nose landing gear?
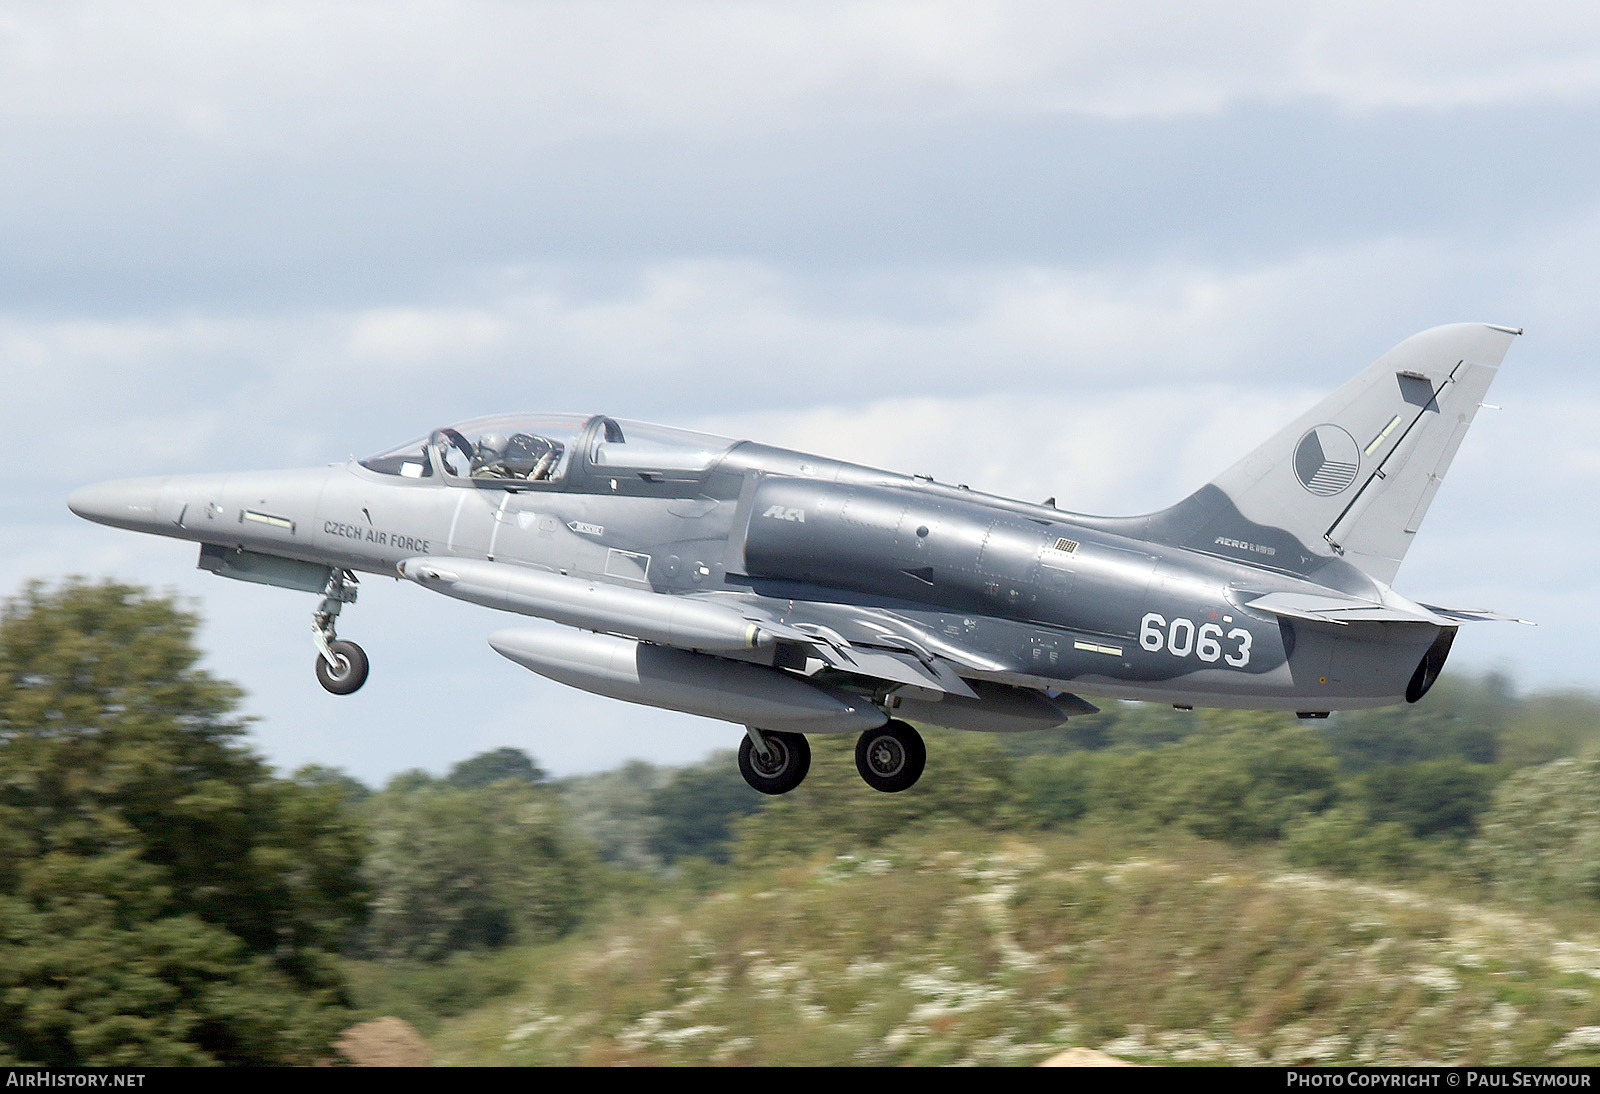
[312,569,368,695]
[315,639,369,695]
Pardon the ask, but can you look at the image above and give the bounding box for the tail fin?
[1125,323,1518,585]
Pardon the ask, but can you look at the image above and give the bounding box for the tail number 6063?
[1139,613,1252,667]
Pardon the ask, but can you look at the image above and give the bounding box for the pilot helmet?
[475,432,508,462]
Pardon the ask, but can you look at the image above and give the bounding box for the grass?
[359,824,1600,1066]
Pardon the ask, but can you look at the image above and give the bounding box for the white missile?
[399,555,811,654]
[488,627,888,734]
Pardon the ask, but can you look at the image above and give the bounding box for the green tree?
[293,763,372,806]
[557,759,669,872]
[1003,701,1203,756]
[1133,716,1340,842]
[1476,757,1600,904]
[1496,690,1600,767]
[1356,758,1500,839]
[1013,713,1338,844]
[362,776,595,960]
[1324,673,1514,772]
[447,746,547,788]
[732,731,1019,861]
[1283,805,1422,877]
[0,580,366,1065]
[647,752,763,864]
[1014,750,1100,828]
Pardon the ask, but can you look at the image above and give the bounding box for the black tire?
[855,720,926,793]
[315,640,369,695]
[738,731,811,795]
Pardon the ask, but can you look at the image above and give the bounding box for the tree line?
[3,579,1600,1064]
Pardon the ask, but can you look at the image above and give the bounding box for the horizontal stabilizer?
[1245,591,1452,626]
[1417,602,1536,625]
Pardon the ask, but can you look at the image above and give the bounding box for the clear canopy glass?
[359,436,435,478]
[360,414,736,483]
[588,419,736,473]
[362,413,589,483]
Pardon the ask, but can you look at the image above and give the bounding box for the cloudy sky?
[8,1,1599,784]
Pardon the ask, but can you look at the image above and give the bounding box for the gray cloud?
[8,101,1600,312]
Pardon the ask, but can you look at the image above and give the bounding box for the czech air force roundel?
[1293,425,1360,496]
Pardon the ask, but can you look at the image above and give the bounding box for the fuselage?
[67,411,1450,712]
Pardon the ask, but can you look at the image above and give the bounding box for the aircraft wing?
[737,597,1101,729]
[396,554,1101,727]
[792,635,981,698]
[721,598,1096,716]
[398,555,995,700]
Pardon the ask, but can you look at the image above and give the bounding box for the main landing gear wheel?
[315,639,369,695]
[738,729,811,795]
[855,720,926,793]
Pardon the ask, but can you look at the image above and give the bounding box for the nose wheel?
[855,720,925,793]
[312,569,367,694]
[738,728,811,795]
[315,640,369,695]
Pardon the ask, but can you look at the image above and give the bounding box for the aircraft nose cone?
[67,478,167,531]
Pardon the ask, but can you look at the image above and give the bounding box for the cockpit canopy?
[588,419,736,473]
[359,413,737,486]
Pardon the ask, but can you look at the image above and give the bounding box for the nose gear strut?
[312,569,368,694]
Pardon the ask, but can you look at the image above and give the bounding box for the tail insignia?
[1293,425,1361,496]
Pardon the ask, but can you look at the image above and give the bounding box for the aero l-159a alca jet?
[69,323,1527,795]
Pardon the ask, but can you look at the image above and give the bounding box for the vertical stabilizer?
[1129,323,1518,585]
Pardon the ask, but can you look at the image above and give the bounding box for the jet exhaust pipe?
[489,627,888,735]
[400,555,787,654]
[1406,627,1457,703]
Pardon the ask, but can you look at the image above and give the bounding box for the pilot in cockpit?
[471,432,563,482]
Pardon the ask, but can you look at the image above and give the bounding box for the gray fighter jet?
[69,323,1526,794]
